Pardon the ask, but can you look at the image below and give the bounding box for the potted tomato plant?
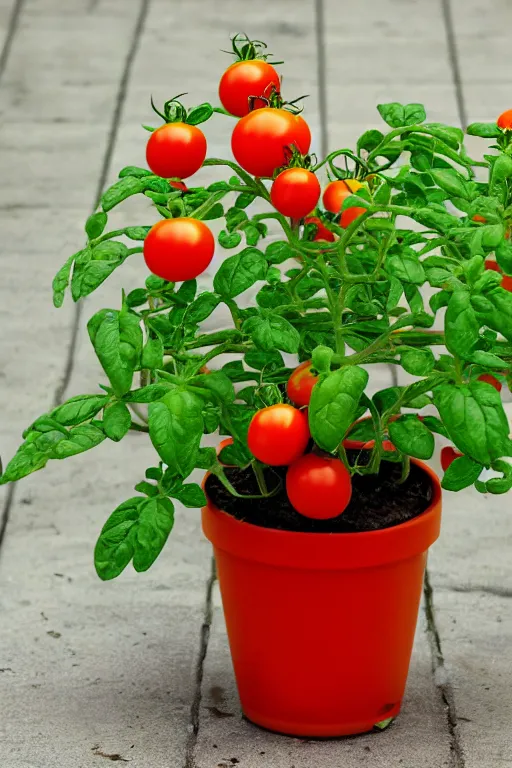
[2,34,512,738]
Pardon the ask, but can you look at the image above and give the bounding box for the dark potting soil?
[205,451,434,533]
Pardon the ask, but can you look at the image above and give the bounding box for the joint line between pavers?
[424,568,466,768]
[0,0,24,82]
[440,0,468,130]
[0,0,151,557]
[185,556,217,768]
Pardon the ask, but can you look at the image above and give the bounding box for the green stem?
[398,455,411,485]
[129,422,149,433]
[251,460,269,496]
[188,342,250,376]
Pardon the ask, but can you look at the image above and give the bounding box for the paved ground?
[0,1,511,766]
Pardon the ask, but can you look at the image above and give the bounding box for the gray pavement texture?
[0,0,511,766]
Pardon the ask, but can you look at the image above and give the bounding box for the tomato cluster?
[246,362,353,520]
[143,44,371,285]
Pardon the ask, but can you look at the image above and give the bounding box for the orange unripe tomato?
[247,404,310,466]
[286,453,352,519]
[322,179,362,214]
[497,109,512,130]
[286,361,319,407]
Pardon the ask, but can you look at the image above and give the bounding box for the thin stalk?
[251,461,269,496]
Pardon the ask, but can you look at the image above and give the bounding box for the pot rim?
[201,459,442,570]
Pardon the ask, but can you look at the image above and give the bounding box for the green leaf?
[445,291,479,360]
[473,286,512,342]
[101,176,144,212]
[184,292,221,323]
[119,166,153,179]
[195,447,217,470]
[134,481,160,497]
[125,226,151,241]
[170,482,206,507]
[85,211,108,240]
[103,401,131,442]
[189,371,235,403]
[387,252,425,284]
[71,241,130,300]
[45,423,106,459]
[148,390,203,477]
[126,288,147,308]
[213,247,267,297]
[88,310,142,397]
[141,336,164,369]
[404,103,426,125]
[176,279,197,304]
[265,241,295,264]
[434,382,512,466]
[52,255,75,308]
[388,415,435,459]
[424,123,463,148]
[309,366,369,452]
[94,496,175,580]
[125,384,171,403]
[225,207,248,232]
[187,102,213,125]
[441,455,483,491]
[496,240,512,276]
[48,394,108,426]
[422,415,449,438]
[491,154,512,187]
[377,102,406,128]
[235,192,256,209]
[218,230,242,249]
[357,129,384,153]
[219,440,252,467]
[466,122,502,138]
[400,348,435,376]
[245,314,300,354]
[430,168,469,200]
[244,349,284,371]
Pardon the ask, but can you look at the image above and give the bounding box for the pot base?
[243,702,402,738]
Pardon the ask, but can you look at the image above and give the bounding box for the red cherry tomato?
[497,109,512,130]
[440,446,463,472]
[286,361,319,407]
[146,123,206,179]
[340,205,367,229]
[231,108,311,178]
[477,373,503,392]
[304,216,335,242]
[219,60,280,117]
[322,179,362,214]
[286,453,352,519]
[485,259,512,291]
[472,214,487,224]
[143,218,214,282]
[270,168,321,220]
[247,404,310,466]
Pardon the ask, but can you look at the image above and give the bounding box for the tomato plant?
[270,168,321,220]
[286,453,352,519]
[2,34,512,581]
[144,218,215,282]
[247,404,310,466]
[231,107,311,177]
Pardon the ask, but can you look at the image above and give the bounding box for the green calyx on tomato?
[247,404,310,466]
[225,33,283,65]
[286,453,352,519]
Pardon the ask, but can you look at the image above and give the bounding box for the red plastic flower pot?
[201,461,441,738]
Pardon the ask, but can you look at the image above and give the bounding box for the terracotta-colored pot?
[201,461,442,737]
